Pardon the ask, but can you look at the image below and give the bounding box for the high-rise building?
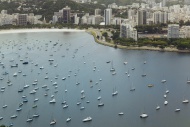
[17,14,27,25]
[63,6,71,23]
[153,11,168,24]
[120,19,138,41]
[95,9,101,16]
[137,10,147,25]
[167,24,179,39]
[104,8,112,25]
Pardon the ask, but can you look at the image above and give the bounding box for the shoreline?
[0,28,85,34]
[87,29,190,53]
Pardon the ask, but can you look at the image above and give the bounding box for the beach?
[0,28,85,34]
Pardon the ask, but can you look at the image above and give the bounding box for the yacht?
[118,112,124,115]
[164,94,167,98]
[2,105,7,108]
[33,113,40,118]
[112,91,118,96]
[10,115,17,119]
[83,117,92,122]
[16,108,22,111]
[80,106,85,110]
[26,118,33,122]
[66,117,71,122]
[123,62,128,65]
[50,119,56,125]
[49,99,56,103]
[161,80,166,83]
[98,102,104,107]
[62,77,66,80]
[18,89,24,93]
[156,105,160,110]
[30,90,36,94]
[42,85,47,88]
[175,108,181,112]
[77,102,81,105]
[182,99,189,103]
[63,104,68,108]
[140,113,148,118]
[34,98,39,102]
[0,117,3,120]
[165,90,169,94]
[23,84,29,89]
[97,96,101,100]
[13,72,17,77]
[164,101,168,105]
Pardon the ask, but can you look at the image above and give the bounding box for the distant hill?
[93,0,138,6]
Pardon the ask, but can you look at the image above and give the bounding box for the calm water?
[0,31,190,127]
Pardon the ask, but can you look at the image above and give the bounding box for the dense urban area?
[0,0,190,49]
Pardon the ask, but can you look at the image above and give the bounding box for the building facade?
[137,9,147,25]
[63,6,71,23]
[167,24,179,39]
[104,8,112,25]
[17,14,27,25]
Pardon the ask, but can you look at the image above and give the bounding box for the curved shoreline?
[0,28,85,34]
[87,29,190,53]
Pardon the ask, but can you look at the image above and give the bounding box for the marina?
[0,30,190,127]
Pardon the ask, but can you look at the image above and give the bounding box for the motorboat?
[16,108,22,111]
[49,99,56,103]
[118,112,124,115]
[63,104,68,108]
[156,105,160,110]
[182,99,189,103]
[26,118,33,122]
[33,113,40,118]
[175,108,181,112]
[140,113,148,118]
[30,90,36,94]
[66,117,71,122]
[161,80,166,83]
[50,119,56,125]
[10,115,17,119]
[164,101,168,105]
[83,117,92,122]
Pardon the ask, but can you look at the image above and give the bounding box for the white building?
[104,8,112,25]
[153,11,168,24]
[180,26,190,38]
[167,24,179,39]
[120,19,138,41]
[137,9,147,25]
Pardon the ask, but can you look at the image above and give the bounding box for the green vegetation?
[0,125,6,127]
[135,24,168,34]
[95,0,138,6]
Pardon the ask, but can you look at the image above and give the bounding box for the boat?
[175,108,181,112]
[42,85,47,88]
[77,102,81,105]
[11,64,18,68]
[80,106,85,110]
[165,90,169,94]
[141,74,146,77]
[23,62,28,64]
[34,98,39,102]
[164,94,167,98]
[23,84,29,89]
[32,104,37,108]
[140,113,148,118]
[26,118,33,122]
[97,96,101,100]
[164,100,168,105]
[0,117,3,120]
[161,80,166,83]
[156,105,160,110]
[2,105,7,108]
[49,99,56,103]
[187,77,190,83]
[66,117,71,122]
[98,102,104,107]
[147,84,154,87]
[118,112,124,115]
[110,61,115,71]
[13,72,17,77]
[63,104,68,108]
[10,114,17,119]
[62,77,66,80]
[23,99,28,103]
[182,99,189,103]
[33,113,40,118]
[106,61,111,63]
[18,88,24,93]
[112,72,116,75]
[50,119,56,125]
[123,61,128,65]
[83,117,92,122]
[16,108,22,111]
[30,90,36,94]
[19,102,23,107]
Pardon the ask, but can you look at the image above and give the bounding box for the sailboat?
[98,100,104,107]
[50,118,56,125]
[140,113,148,118]
[130,82,135,91]
[112,87,118,96]
[110,61,115,72]
[66,117,71,122]
[187,77,190,83]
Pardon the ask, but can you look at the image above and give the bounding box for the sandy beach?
[0,28,85,34]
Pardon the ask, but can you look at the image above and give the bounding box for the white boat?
[44,76,49,79]
[26,118,33,122]
[49,99,56,103]
[13,72,17,77]
[156,105,160,110]
[118,112,124,115]
[63,104,68,108]
[182,99,189,103]
[164,100,168,105]
[140,113,148,118]
[39,66,44,69]
[23,84,29,89]
[83,117,92,122]
[98,102,104,107]
[10,114,17,119]
[161,80,166,83]
[2,105,7,108]
[123,62,128,65]
[112,91,118,96]
[175,108,181,112]
[112,72,116,75]
[165,90,169,94]
[66,117,71,122]
[97,96,101,100]
[77,102,81,105]
[0,117,3,120]
[50,119,56,125]
[30,90,36,94]
[16,108,22,111]
[62,77,66,80]
[34,98,39,102]
[33,113,40,118]
[164,94,167,98]
[42,85,47,88]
